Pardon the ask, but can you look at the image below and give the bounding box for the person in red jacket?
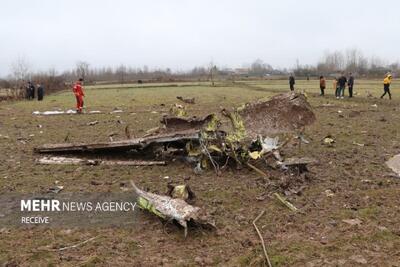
[73,78,85,113]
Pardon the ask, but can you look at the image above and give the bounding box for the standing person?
[319,76,326,96]
[25,81,31,99]
[289,74,295,91]
[380,73,392,99]
[333,77,339,98]
[337,73,347,99]
[73,78,85,113]
[37,84,44,101]
[348,73,354,98]
[30,82,35,100]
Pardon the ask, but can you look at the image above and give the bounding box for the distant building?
[234,68,250,76]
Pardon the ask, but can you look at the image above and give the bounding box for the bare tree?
[208,62,217,86]
[10,56,30,83]
[76,61,90,81]
[116,64,127,84]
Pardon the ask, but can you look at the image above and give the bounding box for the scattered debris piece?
[169,104,187,117]
[342,218,362,226]
[177,96,195,104]
[131,181,215,237]
[386,154,400,177]
[324,189,334,197]
[323,135,335,146]
[261,136,280,153]
[371,104,378,108]
[252,210,272,267]
[37,156,166,166]
[86,120,99,126]
[0,134,10,139]
[273,193,298,212]
[33,110,101,115]
[278,157,317,173]
[110,109,123,114]
[296,133,310,144]
[352,141,365,147]
[47,185,64,194]
[53,236,98,252]
[321,103,334,107]
[167,184,196,202]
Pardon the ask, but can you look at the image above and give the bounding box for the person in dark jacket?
[30,82,35,99]
[348,73,354,97]
[289,74,295,91]
[37,84,44,101]
[319,76,326,96]
[337,73,347,99]
[25,81,31,99]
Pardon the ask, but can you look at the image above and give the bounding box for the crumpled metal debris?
[177,96,195,104]
[323,135,335,146]
[169,104,187,117]
[131,181,214,237]
[386,154,400,177]
[235,92,316,139]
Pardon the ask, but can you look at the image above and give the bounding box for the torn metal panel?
[279,157,317,166]
[37,156,166,166]
[161,114,217,132]
[237,92,316,139]
[386,154,400,176]
[34,131,200,153]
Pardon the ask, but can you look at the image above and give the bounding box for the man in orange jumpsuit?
[73,78,85,113]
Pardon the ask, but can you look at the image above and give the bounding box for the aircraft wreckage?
[35,92,316,172]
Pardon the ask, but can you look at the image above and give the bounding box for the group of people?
[25,81,44,101]
[289,73,393,99]
[330,72,354,99]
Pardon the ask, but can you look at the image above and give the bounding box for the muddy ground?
[0,80,399,266]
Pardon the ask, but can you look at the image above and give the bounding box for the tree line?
[1,49,398,94]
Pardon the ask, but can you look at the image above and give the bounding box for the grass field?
[0,79,399,266]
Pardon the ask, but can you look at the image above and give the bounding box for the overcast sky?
[1,0,399,76]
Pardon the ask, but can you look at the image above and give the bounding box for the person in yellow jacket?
[380,73,392,99]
